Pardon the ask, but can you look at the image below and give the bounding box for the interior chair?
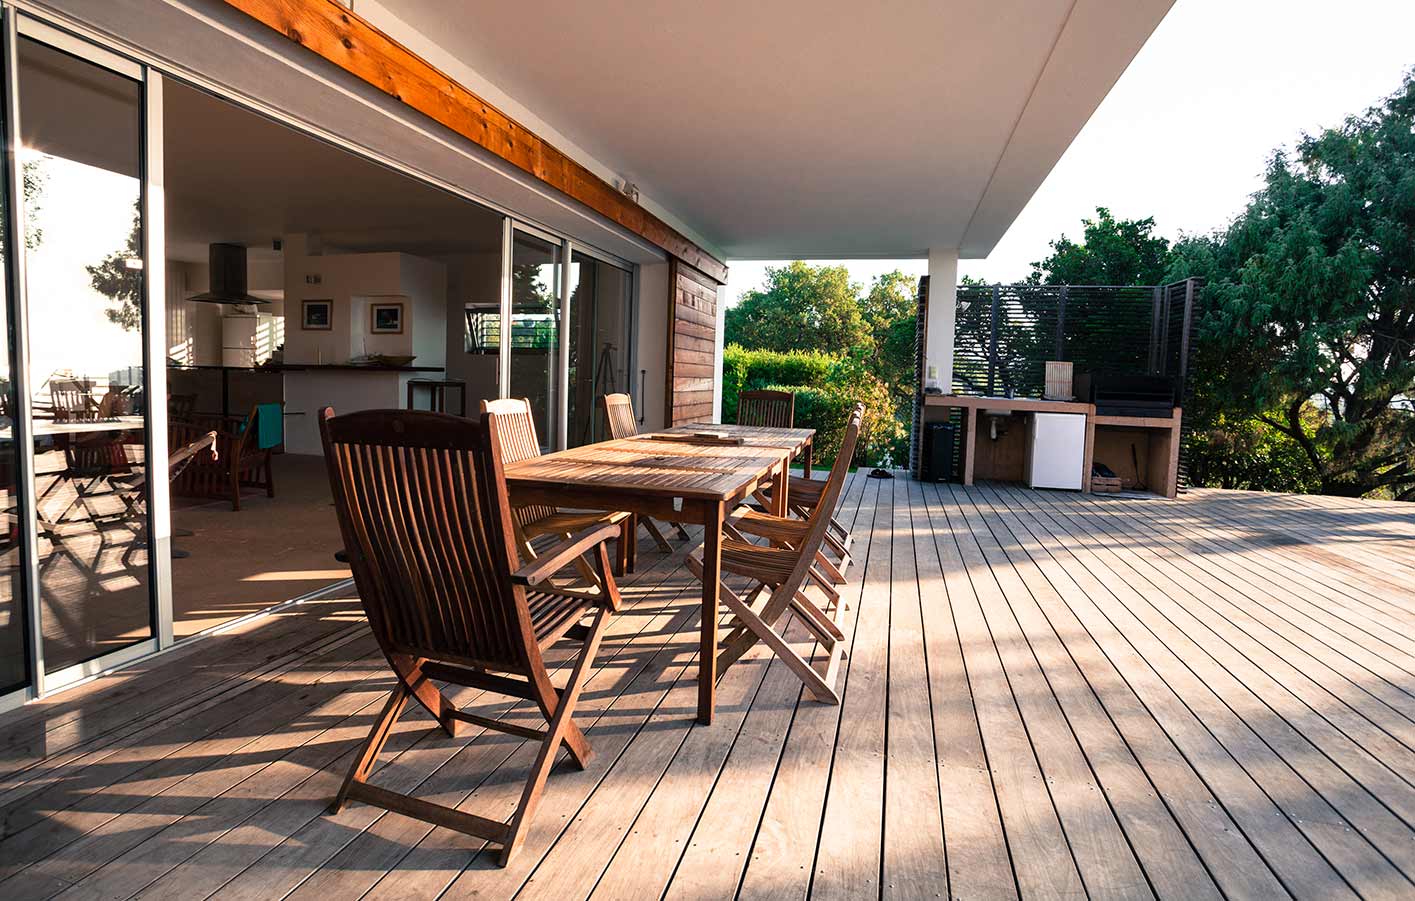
[735,389,796,428]
[319,407,619,866]
[481,397,633,580]
[171,402,280,511]
[687,407,863,703]
[111,428,218,565]
[599,392,691,549]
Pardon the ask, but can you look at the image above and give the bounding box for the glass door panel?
[0,35,26,697]
[18,36,151,674]
[507,229,561,449]
[567,252,633,447]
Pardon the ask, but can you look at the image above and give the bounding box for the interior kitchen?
[157,79,626,636]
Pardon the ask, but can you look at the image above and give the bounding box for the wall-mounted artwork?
[301,299,332,330]
[370,301,404,335]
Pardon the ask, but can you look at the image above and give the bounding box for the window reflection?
[567,253,634,446]
[507,232,560,449]
[19,38,151,674]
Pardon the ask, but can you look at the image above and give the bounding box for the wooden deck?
[2,475,1414,899]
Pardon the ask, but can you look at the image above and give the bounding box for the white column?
[926,248,959,393]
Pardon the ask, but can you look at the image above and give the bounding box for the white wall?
[635,261,669,432]
[282,234,447,366]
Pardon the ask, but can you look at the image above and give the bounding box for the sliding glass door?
[15,28,155,682]
[567,251,634,446]
[506,227,562,449]
[0,23,27,701]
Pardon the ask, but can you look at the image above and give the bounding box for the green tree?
[1172,71,1415,499]
[724,261,872,357]
[1029,207,1174,286]
[859,269,919,398]
[87,201,143,331]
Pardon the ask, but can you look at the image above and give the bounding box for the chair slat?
[736,390,795,428]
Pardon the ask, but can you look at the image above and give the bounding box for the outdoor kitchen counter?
[922,394,1183,497]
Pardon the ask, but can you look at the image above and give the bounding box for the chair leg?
[615,517,631,577]
[500,605,610,866]
[814,549,847,586]
[671,522,691,541]
[332,683,410,813]
[641,517,673,553]
[716,582,837,703]
[265,452,276,498]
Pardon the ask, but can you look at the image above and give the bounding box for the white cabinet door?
[1028,413,1086,490]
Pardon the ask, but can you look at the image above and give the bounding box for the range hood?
[187,243,270,305]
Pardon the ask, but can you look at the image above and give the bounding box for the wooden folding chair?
[599,392,691,551]
[780,404,865,583]
[736,389,795,428]
[687,408,863,703]
[320,406,620,866]
[482,398,633,580]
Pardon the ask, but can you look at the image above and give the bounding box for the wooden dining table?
[502,423,815,724]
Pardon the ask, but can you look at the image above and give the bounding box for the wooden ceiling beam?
[218,0,728,283]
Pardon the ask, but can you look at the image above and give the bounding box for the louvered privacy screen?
[952,282,1199,399]
[912,278,1201,484]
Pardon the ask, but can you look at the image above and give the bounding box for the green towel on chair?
[254,402,283,450]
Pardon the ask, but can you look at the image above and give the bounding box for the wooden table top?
[503,435,795,502]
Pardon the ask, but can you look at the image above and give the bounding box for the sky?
[725,0,1415,305]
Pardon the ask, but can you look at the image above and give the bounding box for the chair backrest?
[479,397,556,524]
[789,405,864,580]
[50,379,95,422]
[599,393,638,440]
[320,407,540,674]
[737,390,795,428]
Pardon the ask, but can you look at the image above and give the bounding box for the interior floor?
[171,454,348,638]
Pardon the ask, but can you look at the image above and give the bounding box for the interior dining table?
[502,423,815,724]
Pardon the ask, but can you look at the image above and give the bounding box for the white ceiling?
[377,0,1173,260]
[163,80,504,263]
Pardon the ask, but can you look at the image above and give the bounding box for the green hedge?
[721,344,906,467]
[722,345,834,423]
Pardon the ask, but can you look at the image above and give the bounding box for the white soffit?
[376,0,1174,259]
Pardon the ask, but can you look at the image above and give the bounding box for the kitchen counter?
[921,393,1182,497]
[280,363,446,455]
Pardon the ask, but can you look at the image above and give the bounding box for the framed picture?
[370,301,404,334]
[301,299,332,330]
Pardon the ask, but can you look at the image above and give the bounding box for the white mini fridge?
[1025,412,1087,490]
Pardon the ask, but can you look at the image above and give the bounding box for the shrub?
[1184,414,1322,494]
[721,344,907,468]
[722,345,835,422]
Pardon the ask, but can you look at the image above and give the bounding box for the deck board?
[2,478,1414,899]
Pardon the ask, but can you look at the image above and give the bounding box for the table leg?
[803,440,813,479]
[771,461,789,517]
[698,500,724,725]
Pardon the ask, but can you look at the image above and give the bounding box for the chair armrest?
[511,522,622,587]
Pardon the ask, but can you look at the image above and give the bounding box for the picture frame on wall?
[301,299,332,330]
[370,301,404,334]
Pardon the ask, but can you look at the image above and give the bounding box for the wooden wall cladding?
[218,0,727,283]
[666,259,719,426]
